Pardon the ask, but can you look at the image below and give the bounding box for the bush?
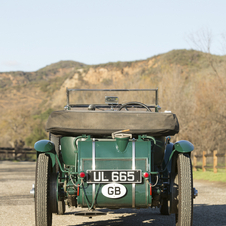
[33,108,53,121]
[25,126,48,147]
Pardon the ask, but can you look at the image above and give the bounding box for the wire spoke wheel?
[175,154,193,226]
[35,154,52,226]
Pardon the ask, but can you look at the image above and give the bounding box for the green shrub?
[25,126,48,147]
[33,108,53,120]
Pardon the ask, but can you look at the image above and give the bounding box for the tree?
[187,29,226,153]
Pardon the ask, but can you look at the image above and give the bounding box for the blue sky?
[0,0,226,72]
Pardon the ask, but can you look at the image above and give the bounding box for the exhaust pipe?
[30,183,35,198]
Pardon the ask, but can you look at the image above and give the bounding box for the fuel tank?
[76,138,152,208]
[60,136,165,208]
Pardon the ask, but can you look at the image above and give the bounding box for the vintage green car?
[33,88,197,226]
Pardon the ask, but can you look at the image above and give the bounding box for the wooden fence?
[1,147,226,170]
[193,151,226,173]
[0,147,36,161]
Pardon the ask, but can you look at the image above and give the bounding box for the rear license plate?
[86,170,142,183]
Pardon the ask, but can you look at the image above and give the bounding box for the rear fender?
[163,140,194,174]
[174,140,194,154]
[34,140,56,167]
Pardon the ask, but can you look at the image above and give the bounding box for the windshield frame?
[66,88,159,111]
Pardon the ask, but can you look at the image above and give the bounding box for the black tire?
[160,198,169,215]
[35,154,52,226]
[175,154,193,226]
[58,200,66,215]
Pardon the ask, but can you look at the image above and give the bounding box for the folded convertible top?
[46,110,179,137]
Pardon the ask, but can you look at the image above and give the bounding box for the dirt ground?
[0,161,226,226]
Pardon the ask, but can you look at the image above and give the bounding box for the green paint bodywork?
[162,140,194,177]
[115,136,130,152]
[58,136,170,208]
[174,140,194,153]
[34,140,56,167]
[60,137,77,166]
[76,138,152,208]
[34,139,55,152]
[61,135,89,166]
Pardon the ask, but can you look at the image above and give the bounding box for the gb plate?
[102,183,127,199]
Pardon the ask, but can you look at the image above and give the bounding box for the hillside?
[0,60,86,88]
[0,49,226,154]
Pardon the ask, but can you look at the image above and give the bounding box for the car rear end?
[60,135,154,209]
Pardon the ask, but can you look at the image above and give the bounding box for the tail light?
[79,172,86,178]
[143,172,149,178]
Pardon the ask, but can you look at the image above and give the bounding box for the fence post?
[225,153,226,171]
[193,152,197,171]
[213,150,217,173]
[13,148,16,160]
[24,151,27,161]
[202,151,206,172]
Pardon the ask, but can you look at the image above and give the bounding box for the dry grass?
[193,168,226,183]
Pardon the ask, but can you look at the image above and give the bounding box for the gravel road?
[0,161,226,226]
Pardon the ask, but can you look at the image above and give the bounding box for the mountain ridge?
[1,49,224,88]
[0,49,225,153]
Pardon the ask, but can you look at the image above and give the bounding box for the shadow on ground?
[63,204,226,226]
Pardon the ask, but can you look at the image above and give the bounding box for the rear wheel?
[58,200,66,215]
[35,154,52,226]
[174,154,193,226]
